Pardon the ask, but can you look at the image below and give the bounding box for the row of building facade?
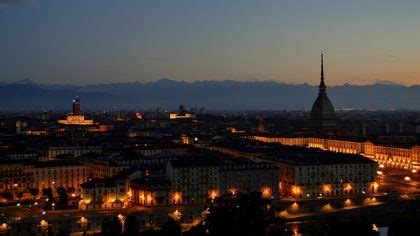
[252,136,420,171]
[211,138,378,199]
[78,152,281,210]
[0,159,87,195]
[1,139,379,209]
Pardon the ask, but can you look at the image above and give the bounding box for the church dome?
[310,53,337,130]
[310,95,336,123]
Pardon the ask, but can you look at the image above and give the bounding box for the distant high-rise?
[310,53,337,131]
[169,105,197,120]
[58,96,94,125]
[72,96,81,115]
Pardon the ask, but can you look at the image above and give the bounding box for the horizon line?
[2,78,419,87]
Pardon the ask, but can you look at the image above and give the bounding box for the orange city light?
[229,189,238,195]
[173,192,181,201]
[344,184,352,191]
[209,190,219,199]
[262,187,271,198]
[292,186,302,195]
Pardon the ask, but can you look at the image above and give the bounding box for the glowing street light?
[262,187,271,198]
[117,214,125,233]
[372,224,379,232]
[37,220,50,235]
[172,192,182,204]
[171,210,182,221]
[77,217,89,236]
[376,171,384,187]
[0,223,10,233]
[404,176,411,192]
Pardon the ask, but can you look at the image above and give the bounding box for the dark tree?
[16,191,24,199]
[47,226,54,236]
[29,188,39,198]
[155,196,164,205]
[56,186,69,210]
[205,191,276,236]
[184,223,207,236]
[138,228,159,236]
[42,188,54,199]
[0,190,14,201]
[206,201,234,235]
[326,216,379,236]
[57,224,71,236]
[267,218,286,236]
[388,216,418,236]
[160,218,181,236]
[124,214,139,236]
[42,188,54,210]
[101,216,122,236]
[67,187,75,195]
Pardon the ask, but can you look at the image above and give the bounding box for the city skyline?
[2,0,420,86]
[1,1,420,235]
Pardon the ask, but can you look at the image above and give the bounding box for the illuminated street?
[377,170,420,195]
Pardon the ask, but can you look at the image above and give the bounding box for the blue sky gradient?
[1,0,420,85]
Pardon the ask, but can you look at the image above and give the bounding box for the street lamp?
[117,214,125,233]
[37,220,50,236]
[77,217,89,236]
[377,171,383,187]
[404,176,411,192]
[412,169,417,177]
[0,223,10,234]
[171,210,182,221]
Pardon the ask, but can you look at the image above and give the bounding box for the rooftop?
[214,138,375,166]
[32,160,83,168]
[80,176,126,189]
[130,177,171,190]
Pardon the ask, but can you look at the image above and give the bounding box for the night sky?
[2,0,420,85]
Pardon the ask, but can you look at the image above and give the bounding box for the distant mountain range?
[0,79,419,111]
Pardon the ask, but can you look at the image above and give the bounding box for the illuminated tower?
[310,53,337,131]
[72,96,81,115]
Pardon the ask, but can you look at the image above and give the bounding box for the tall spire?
[319,53,327,95]
[321,53,324,80]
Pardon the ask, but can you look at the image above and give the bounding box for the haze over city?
[2,0,420,86]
